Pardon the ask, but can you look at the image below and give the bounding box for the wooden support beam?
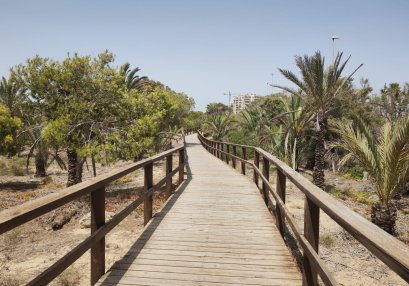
[241,147,246,175]
[178,148,185,184]
[262,157,269,206]
[226,144,230,164]
[276,170,286,236]
[253,150,259,186]
[303,196,320,286]
[232,146,237,169]
[165,154,173,200]
[90,187,105,285]
[144,163,153,226]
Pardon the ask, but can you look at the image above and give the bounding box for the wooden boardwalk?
[97,134,302,286]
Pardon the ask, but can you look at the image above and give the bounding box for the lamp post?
[332,35,340,62]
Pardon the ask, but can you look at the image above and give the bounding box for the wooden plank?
[165,154,173,199]
[241,146,246,175]
[91,187,106,285]
[178,148,185,184]
[303,196,320,286]
[99,270,301,286]
[144,163,153,226]
[99,134,301,286]
[276,169,286,236]
[262,157,269,206]
[253,149,260,186]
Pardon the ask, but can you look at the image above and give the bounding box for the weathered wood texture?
[98,135,302,286]
[198,132,409,285]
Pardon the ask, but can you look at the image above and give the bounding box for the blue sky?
[1,0,408,110]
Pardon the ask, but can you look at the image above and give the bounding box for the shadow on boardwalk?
[99,149,192,285]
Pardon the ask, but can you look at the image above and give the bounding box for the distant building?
[231,93,263,114]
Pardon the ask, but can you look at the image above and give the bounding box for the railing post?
[232,146,237,169]
[241,147,246,175]
[90,187,105,285]
[276,170,286,236]
[254,150,259,186]
[165,154,173,200]
[226,144,230,165]
[221,143,224,161]
[217,143,221,159]
[303,197,320,286]
[144,162,153,226]
[178,148,185,184]
[262,157,269,206]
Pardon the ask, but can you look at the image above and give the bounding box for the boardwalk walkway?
[98,134,302,285]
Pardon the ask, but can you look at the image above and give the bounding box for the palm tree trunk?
[294,135,301,171]
[313,113,327,190]
[371,202,397,234]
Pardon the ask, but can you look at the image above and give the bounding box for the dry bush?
[54,266,82,286]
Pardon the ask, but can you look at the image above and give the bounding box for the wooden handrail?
[0,131,192,285]
[197,132,409,285]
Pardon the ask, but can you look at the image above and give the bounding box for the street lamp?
[332,35,340,62]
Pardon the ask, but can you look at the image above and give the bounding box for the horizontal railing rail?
[197,132,409,286]
[0,129,196,285]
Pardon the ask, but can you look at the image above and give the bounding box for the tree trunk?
[312,113,327,190]
[294,135,301,171]
[371,202,397,234]
[67,149,78,187]
[91,155,97,177]
[76,158,86,183]
[34,152,46,177]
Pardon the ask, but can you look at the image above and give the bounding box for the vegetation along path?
[97,134,301,285]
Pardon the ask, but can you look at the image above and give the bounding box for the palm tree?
[0,76,22,117]
[280,94,314,170]
[205,114,233,141]
[241,106,266,145]
[274,51,362,189]
[120,63,148,92]
[330,116,409,234]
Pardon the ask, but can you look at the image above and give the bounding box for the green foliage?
[330,115,409,206]
[327,186,375,205]
[372,82,409,123]
[204,113,233,141]
[342,165,364,181]
[206,102,230,115]
[182,111,205,129]
[320,233,336,248]
[8,157,26,176]
[0,156,26,176]
[275,51,362,189]
[120,62,148,92]
[0,104,22,155]
[7,51,194,182]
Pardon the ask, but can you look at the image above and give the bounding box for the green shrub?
[342,165,364,181]
[0,157,26,176]
[320,233,336,248]
[8,157,26,176]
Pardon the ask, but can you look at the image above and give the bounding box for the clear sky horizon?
[1,0,408,111]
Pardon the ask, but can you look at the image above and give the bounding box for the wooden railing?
[0,130,196,285]
[198,132,409,286]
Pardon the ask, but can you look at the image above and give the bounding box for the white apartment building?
[231,93,263,114]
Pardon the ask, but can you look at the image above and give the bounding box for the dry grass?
[54,266,82,286]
